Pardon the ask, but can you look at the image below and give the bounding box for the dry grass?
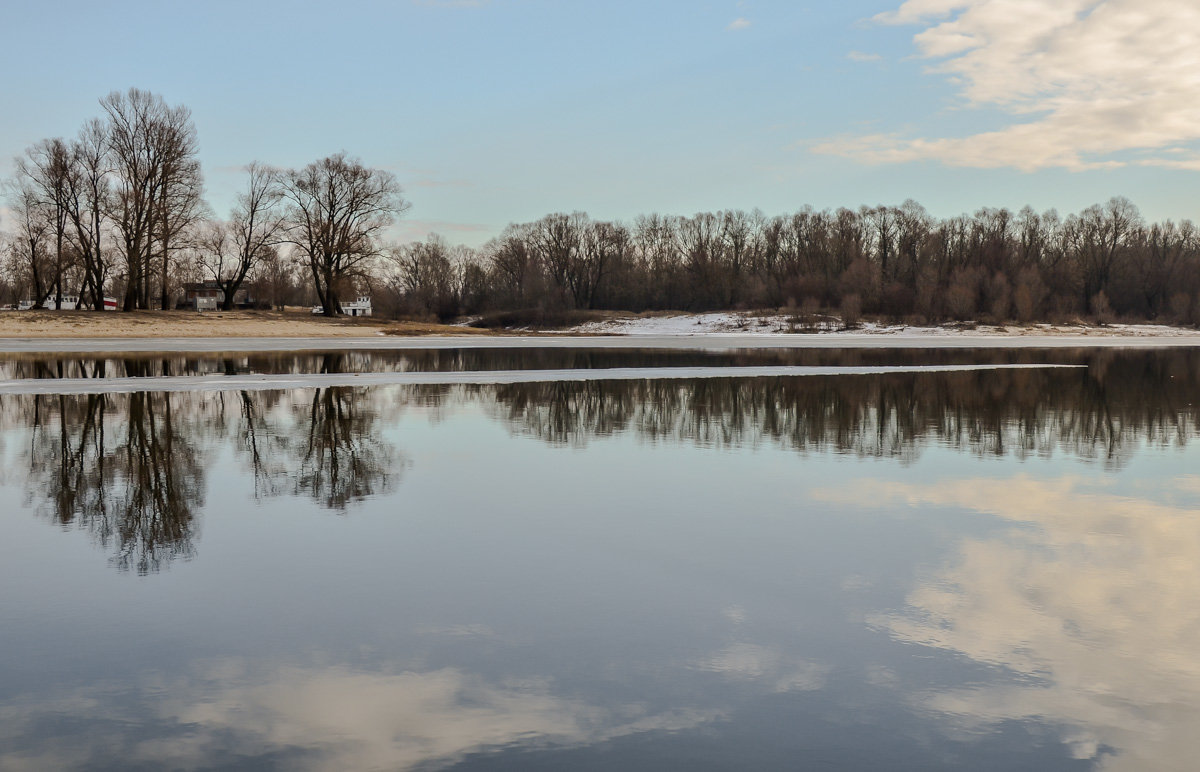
[0,309,498,338]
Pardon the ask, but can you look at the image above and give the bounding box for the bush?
[1091,291,1114,325]
[840,294,862,329]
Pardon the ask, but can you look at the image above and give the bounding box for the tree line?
[6,88,1200,325]
[400,197,1200,327]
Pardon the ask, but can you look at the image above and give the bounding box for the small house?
[181,281,249,310]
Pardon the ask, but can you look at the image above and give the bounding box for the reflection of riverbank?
[819,475,1200,771]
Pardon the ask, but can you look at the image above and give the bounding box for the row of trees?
[6,88,1200,324]
[390,198,1200,326]
[4,88,408,315]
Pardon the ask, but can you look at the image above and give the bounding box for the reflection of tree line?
[9,349,1200,571]
[20,377,399,573]
[482,350,1200,464]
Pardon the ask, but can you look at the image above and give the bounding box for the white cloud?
[815,0,1200,171]
[727,17,752,31]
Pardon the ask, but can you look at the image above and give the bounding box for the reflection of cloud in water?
[697,643,829,693]
[0,663,718,771]
[815,475,1200,771]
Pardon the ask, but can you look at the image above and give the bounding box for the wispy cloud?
[395,220,494,242]
[727,17,752,31]
[413,0,491,7]
[409,177,473,189]
[815,0,1200,172]
[846,50,882,62]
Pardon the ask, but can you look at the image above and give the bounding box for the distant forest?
[4,88,1198,325]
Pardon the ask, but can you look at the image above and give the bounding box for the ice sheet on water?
[0,363,1085,396]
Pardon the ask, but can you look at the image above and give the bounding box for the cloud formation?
[814,0,1200,171]
[727,17,752,31]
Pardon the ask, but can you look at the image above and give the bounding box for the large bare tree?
[278,153,408,316]
[65,119,113,309]
[102,88,203,310]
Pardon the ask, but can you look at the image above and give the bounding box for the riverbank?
[1,308,1198,345]
[0,309,492,338]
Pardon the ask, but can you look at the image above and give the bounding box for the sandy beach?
[0,309,490,339]
[4,308,1200,341]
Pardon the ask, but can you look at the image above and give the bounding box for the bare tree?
[4,179,53,305]
[388,234,461,318]
[154,154,206,310]
[1072,196,1142,313]
[573,219,626,309]
[197,163,284,309]
[102,88,202,310]
[65,119,113,309]
[15,139,74,308]
[278,153,408,316]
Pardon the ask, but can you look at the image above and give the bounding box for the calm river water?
[1,346,1197,770]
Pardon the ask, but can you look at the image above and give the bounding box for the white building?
[311,296,373,317]
[17,296,117,311]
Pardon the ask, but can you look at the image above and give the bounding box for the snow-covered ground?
[565,312,1200,338]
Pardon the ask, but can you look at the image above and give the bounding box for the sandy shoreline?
[1,310,1199,353]
[0,309,491,339]
[0,334,1199,354]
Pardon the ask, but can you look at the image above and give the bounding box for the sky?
[2,0,1199,246]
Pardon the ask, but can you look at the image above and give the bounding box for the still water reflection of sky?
[1,349,1198,770]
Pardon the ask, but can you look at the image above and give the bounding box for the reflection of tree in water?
[235,354,404,510]
[24,391,204,574]
[113,392,204,572]
[213,389,291,500]
[20,382,404,571]
[291,387,401,510]
[213,379,403,510]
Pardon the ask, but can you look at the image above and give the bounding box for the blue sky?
[3,0,1198,245]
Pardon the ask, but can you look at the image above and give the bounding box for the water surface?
[1,348,1197,770]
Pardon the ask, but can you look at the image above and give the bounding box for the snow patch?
[564,313,1200,339]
